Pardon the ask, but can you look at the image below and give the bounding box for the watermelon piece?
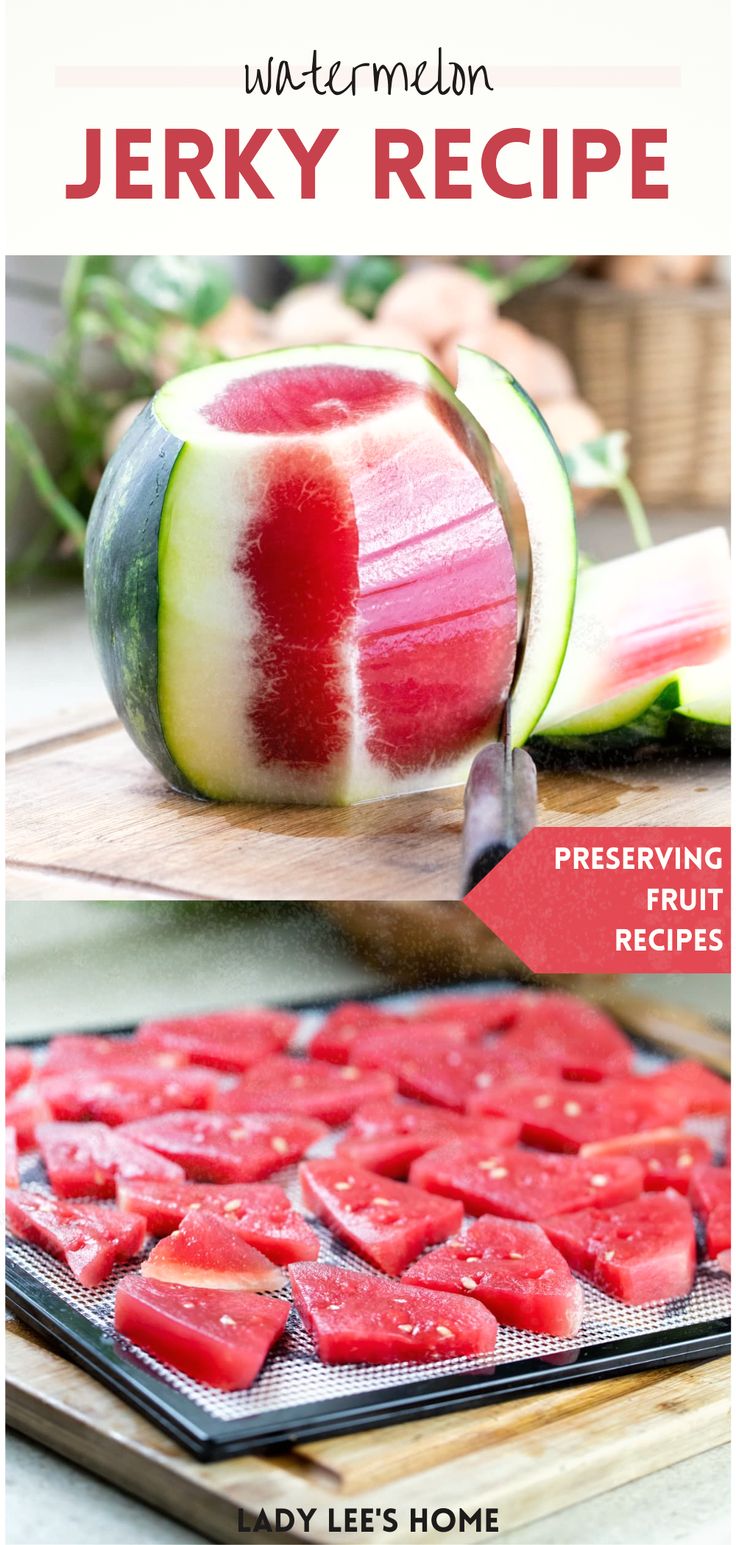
[309,1003,407,1065]
[404,1214,584,1338]
[580,1128,711,1194]
[141,1209,284,1291]
[5,1126,19,1187]
[38,1122,185,1199]
[6,1047,33,1097]
[85,348,520,807]
[335,1097,519,1178]
[410,1140,643,1221]
[716,1248,731,1275]
[116,1178,319,1262]
[411,991,534,1035]
[290,1261,498,1365]
[40,1066,218,1127]
[469,1076,686,1152]
[299,1159,463,1275]
[40,1034,188,1076]
[135,1009,296,1071]
[6,1190,145,1287]
[350,1036,551,1112]
[646,1060,730,1117]
[115,1274,289,1390]
[500,995,633,1081]
[214,1057,396,1126]
[121,1110,326,1182]
[689,1164,730,1220]
[542,1193,697,1305]
[5,1085,53,1151]
[706,1203,731,1260]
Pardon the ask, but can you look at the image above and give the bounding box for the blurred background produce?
[6,254,729,582]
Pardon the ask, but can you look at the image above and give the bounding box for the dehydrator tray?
[5,986,731,1460]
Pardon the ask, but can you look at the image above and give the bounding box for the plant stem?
[490,255,574,306]
[616,473,653,550]
[5,408,87,553]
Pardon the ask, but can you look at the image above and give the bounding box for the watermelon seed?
[341,1067,360,1079]
[436,1325,453,1338]
[648,1159,662,1171]
[291,1075,306,1087]
[398,1323,413,1332]
[372,1198,391,1206]
[230,1129,249,1141]
[224,1199,241,1211]
[271,1137,289,1153]
[602,1250,615,1262]
[533,1094,554,1108]
[220,1314,237,1326]
[508,1251,523,1260]
[335,1180,353,1190]
[590,1174,608,1187]
[563,1101,582,1116]
[188,1203,202,1210]
[676,1153,693,1167]
[475,1073,492,1088]
[327,1303,341,1311]
[460,1276,477,1290]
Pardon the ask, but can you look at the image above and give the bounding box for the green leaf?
[563,431,630,489]
[127,256,232,324]
[281,255,334,284]
[343,256,404,316]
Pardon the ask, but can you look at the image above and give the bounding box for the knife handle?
[462,743,537,894]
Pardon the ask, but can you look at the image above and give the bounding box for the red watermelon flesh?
[468,1077,687,1152]
[5,1126,19,1187]
[289,1262,498,1365]
[501,995,633,1081]
[214,1057,396,1126]
[6,1085,53,1151]
[707,1204,731,1260]
[38,1122,185,1199]
[40,1035,188,1076]
[351,1038,555,1112]
[580,1128,711,1194]
[410,1141,643,1221]
[299,1159,463,1275]
[6,1190,145,1288]
[410,992,534,1035]
[542,1193,697,1304]
[121,1111,326,1182]
[689,1164,730,1219]
[6,1047,33,1097]
[141,1209,284,1291]
[309,1003,409,1065]
[115,1274,289,1390]
[403,1215,585,1338]
[135,1009,296,1071]
[335,1098,519,1178]
[646,1060,730,1116]
[40,1066,218,1127]
[116,1178,319,1261]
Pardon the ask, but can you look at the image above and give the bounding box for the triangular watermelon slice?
[5,1126,19,1187]
[214,1057,396,1126]
[309,1003,408,1064]
[706,1204,731,1260]
[542,1192,697,1304]
[121,1110,326,1182]
[646,1060,731,1116]
[40,1034,188,1076]
[6,1047,33,1097]
[141,1209,284,1291]
[116,1177,319,1261]
[469,1076,687,1151]
[335,1097,519,1178]
[689,1163,730,1220]
[350,1038,550,1112]
[410,1140,643,1221]
[403,1215,584,1338]
[134,1010,296,1071]
[299,1159,463,1274]
[115,1274,289,1389]
[37,1122,185,1199]
[289,1262,498,1365]
[39,1066,218,1127]
[500,995,633,1081]
[580,1128,711,1193]
[6,1085,53,1151]
[6,1190,145,1287]
[411,991,534,1035]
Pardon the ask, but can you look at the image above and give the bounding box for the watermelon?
[580,1128,711,1194]
[706,1204,731,1260]
[214,1057,396,1126]
[5,1126,19,1187]
[542,1193,697,1305]
[116,1178,320,1261]
[115,1274,289,1390]
[672,651,730,752]
[289,1262,498,1365]
[403,1215,584,1338]
[40,1034,187,1075]
[689,1164,730,1221]
[135,1009,296,1071]
[37,1122,185,1199]
[350,1038,550,1112]
[6,1047,33,1097]
[646,1060,730,1117]
[39,1066,218,1126]
[335,1097,519,1178]
[533,528,730,745]
[6,1191,145,1288]
[410,1140,643,1221]
[141,1209,284,1291]
[500,995,633,1082]
[411,991,534,1035]
[121,1110,326,1182]
[469,1076,686,1152]
[5,1085,53,1151]
[299,1159,463,1275]
[309,1003,407,1065]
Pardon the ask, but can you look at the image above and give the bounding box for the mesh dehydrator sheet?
[6,986,732,1438]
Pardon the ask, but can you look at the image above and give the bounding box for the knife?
[461,705,537,893]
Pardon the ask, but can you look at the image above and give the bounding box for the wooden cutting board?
[6,713,729,900]
[6,1318,730,1544]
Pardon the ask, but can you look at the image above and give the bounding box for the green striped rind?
[84,401,199,796]
[530,681,681,764]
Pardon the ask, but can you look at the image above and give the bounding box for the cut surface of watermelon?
[646,1060,730,1117]
[299,1159,463,1275]
[5,1126,19,1187]
[411,991,534,1035]
[6,1191,145,1288]
[116,1178,319,1261]
[542,1192,697,1305]
[40,1034,188,1076]
[6,1047,33,1097]
[141,1209,285,1291]
[135,1010,296,1070]
[115,1274,289,1390]
[214,1057,396,1125]
[308,1003,406,1064]
[335,1098,519,1178]
[706,1203,731,1260]
[37,1121,185,1199]
[689,1164,730,1220]
[5,1085,52,1151]
[403,1215,584,1338]
[39,1066,218,1127]
[580,1128,711,1194]
[500,995,633,1081]
[410,1141,643,1221]
[289,1261,498,1365]
[469,1076,686,1152]
[121,1111,326,1182]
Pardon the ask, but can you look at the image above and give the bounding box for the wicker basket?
[506,278,730,508]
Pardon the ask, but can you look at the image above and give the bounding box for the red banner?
[464,827,730,973]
